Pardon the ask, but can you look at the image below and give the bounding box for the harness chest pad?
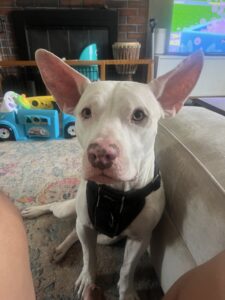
[86,168,161,238]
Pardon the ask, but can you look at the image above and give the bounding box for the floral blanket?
[0,139,162,300]
[0,139,82,205]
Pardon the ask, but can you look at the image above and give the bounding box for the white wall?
[156,55,225,97]
[148,0,173,28]
[146,0,173,57]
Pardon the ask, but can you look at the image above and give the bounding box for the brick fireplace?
[0,0,149,60]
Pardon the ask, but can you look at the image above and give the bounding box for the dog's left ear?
[35,49,91,114]
[149,51,203,117]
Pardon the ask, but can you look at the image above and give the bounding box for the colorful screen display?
[168,0,225,55]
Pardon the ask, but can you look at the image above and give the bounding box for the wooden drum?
[112,42,141,80]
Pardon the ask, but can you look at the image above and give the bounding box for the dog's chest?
[86,169,161,238]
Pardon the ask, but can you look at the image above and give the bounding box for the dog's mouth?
[87,172,121,185]
[86,171,137,185]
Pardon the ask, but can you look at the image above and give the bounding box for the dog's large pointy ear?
[35,49,91,114]
[149,51,204,117]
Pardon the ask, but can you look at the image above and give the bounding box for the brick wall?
[0,0,149,59]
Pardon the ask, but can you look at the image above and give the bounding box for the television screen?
[168,0,225,55]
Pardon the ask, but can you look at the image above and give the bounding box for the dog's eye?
[81,107,92,119]
[132,109,146,122]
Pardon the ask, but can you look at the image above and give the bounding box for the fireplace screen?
[9,9,118,94]
[11,9,118,60]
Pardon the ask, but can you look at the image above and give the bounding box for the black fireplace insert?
[9,8,118,94]
[10,8,118,60]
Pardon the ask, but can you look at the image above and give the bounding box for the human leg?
[163,250,225,300]
[0,192,35,300]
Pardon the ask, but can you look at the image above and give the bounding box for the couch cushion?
[152,106,225,291]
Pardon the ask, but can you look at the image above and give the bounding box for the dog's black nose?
[87,143,119,170]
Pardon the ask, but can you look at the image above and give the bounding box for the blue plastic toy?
[0,108,76,141]
[0,90,76,141]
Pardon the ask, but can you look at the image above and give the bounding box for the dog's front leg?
[75,219,97,298]
[118,237,150,300]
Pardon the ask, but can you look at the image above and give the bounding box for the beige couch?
[152,106,225,293]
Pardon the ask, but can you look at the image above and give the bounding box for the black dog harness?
[87,166,161,238]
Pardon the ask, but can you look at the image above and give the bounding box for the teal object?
[80,43,98,60]
[0,109,76,141]
[76,44,99,81]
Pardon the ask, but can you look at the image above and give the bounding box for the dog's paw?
[75,270,94,298]
[21,206,45,219]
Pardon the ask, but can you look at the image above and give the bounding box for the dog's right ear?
[35,49,91,114]
[149,50,203,117]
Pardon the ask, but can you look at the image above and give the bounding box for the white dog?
[22,49,203,300]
